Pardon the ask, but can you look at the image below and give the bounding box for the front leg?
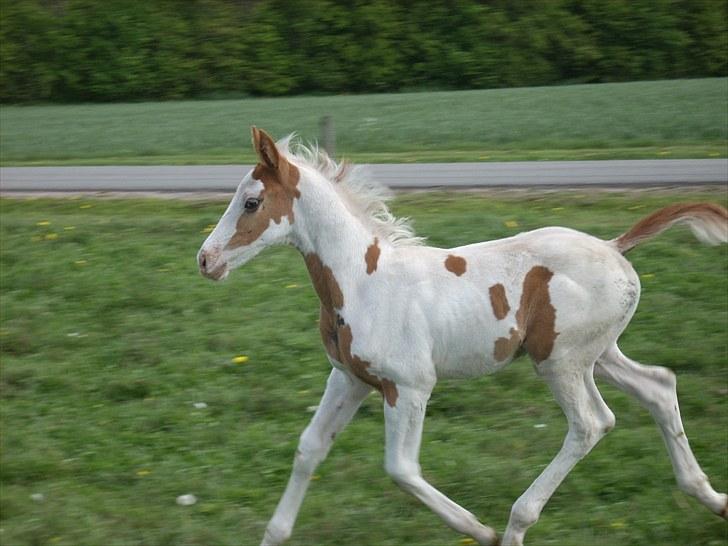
[384,385,498,546]
[261,368,371,546]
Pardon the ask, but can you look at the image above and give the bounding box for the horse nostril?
[199,252,208,271]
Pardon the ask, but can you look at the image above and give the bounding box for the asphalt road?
[1,159,726,193]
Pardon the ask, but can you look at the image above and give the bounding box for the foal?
[198,128,727,546]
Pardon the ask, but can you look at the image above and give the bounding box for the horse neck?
[291,176,383,297]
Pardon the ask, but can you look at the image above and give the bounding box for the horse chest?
[317,305,397,399]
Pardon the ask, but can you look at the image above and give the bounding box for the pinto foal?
[198,128,727,546]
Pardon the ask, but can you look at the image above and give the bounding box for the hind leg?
[595,344,727,517]
[502,359,616,546]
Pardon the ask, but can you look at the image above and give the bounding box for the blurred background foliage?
[1,0,726,103]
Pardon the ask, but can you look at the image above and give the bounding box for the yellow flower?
[504,220,519,228]
[136,469,151,477]
[311,474,321,481]
[74,260,87,266]
[36,220,51,226]
[610,520,627,529]
[201,224,216,234]
[551,207,564,212]
[459,539,477,545]
[232,355,249,364]
[79,204,93,209]
[45,233,59,240]
[641,273,655,280]
[285,283,299,289]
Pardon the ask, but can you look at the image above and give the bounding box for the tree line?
[1,0,726,103]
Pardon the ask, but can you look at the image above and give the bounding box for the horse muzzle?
[198,246,228,281]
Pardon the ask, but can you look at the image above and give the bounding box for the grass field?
[1,78,726,165]
[1,191,727,546]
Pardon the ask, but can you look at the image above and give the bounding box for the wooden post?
[319,115,335,157]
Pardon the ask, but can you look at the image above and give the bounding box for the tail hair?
[611,203,728,255]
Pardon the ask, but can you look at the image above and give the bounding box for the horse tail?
[610,203,728,255]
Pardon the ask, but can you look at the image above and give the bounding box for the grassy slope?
[1,191,727,546]
[1,78,726,165]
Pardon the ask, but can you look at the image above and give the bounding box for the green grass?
[1,191,727,546]
[1,78,726,165]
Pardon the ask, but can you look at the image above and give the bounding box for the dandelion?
[459,539,477,545]
[285,283,299,289]
[45,233,59,240]
[136,469,152,477]
[74,260,87,266]
[610,520,626,529]
[201,224,216,234]
[79,204,93,209]
[641,273,655,280]
[311,474,321,481]
[232,355,249,364]
[504,220,519,228]
[551,207,564,212]
[36,220,50,226]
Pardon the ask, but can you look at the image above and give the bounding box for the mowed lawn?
[1,191,727,546]
[1,78,726,165]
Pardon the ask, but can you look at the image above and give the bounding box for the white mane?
[279,135,425,247]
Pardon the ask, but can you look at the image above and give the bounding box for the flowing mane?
[278,135,425,247]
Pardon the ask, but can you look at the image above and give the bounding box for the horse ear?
[251,126,279,170]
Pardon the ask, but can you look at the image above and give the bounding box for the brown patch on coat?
[444,254,467,276]
[614,202,728,254]
[305,252,398,407]
[489,283,510,320]
[226,162,301,249]
[226,128,301,250]
[335,324,398,407]
[493,327,522,361]
[304,253,344,310]
[365,238,381,274]
[493,266,559,364]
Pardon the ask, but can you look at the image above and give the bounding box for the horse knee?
[294,428,327,474]
[385,459,420,491]
[509,495,540,530]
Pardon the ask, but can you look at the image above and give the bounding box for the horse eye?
[244,198,261,212]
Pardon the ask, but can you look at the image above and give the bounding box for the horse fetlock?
[469,523,499,545]
[261,520,292,546]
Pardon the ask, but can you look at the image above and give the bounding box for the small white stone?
[176,494,197,506]
[30,493,45,503]
[193,402,207,409]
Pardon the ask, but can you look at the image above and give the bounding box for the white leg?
[595,344,728,517]
[502,362,616,546]
[383,385,498,545]
[261,368,372,546]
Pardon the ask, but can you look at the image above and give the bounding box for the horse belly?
[429,302,512,379]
